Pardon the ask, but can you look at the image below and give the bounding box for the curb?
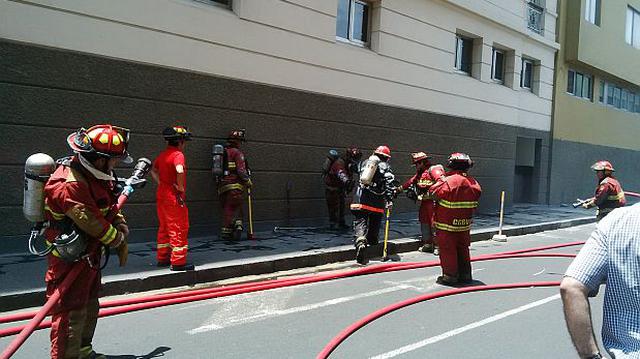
[0,216,595,312]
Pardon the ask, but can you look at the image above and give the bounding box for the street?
[1,223,603,358]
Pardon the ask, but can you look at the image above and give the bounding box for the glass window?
[455,35,473,74]
[585,0,601,25]
[575,73,584,97]
[567,70,575,93]
[613,87,621,108]
[492,49,505,82]
[607,83,615,105]
[521,59,533,89]
[621,89,628,110]
[627,6,640,48]
[628,93,636,112]
[336,0,370,45]
[636,95,640,113]
[599,81,605,103]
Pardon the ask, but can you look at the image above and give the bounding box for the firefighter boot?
[355,236,368,265]
[220,227,233,241]
[233,220,243,241]
[436,274,459,286]
[418,242,434,253]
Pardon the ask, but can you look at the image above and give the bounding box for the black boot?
[170,263,195,271]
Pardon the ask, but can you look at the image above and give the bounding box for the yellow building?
[550,0,640,204]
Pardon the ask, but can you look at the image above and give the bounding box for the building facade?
[549,0,640,204]
[1,0,559,242]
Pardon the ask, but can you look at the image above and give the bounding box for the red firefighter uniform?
[218,130,251,240]
[430,154,481,285]
[324,148,360,229]
[43,125,129,359]
[153,145,189,266]
[401,152,437,251]
[585,160,626,221]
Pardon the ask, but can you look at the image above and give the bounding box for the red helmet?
[591,160,614,172]
[374,145,391,158]
[67,124,132,163]
[447,152,473,168]
[228,129,246,142]
[411,151,431,165]
[163,126,192,141]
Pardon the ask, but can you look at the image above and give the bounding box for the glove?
[428,164,446,181]
[386,201,394,209]
[113,223,129,266]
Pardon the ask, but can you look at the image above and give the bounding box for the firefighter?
[43,124,131,359]
[151,126,194,271]
[350,145,397,264]
[399,152,439,254]
[429,152,482,286]
[324,146,362,230]
[582,160,626,221]
[217,129,252,240]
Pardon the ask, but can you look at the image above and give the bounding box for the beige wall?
[553,0,640,151]
[0,0,558,131]
[565,0,640,87]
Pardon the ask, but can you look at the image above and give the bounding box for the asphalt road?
[1,223,606,358]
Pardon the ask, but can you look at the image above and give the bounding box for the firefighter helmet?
[228,129,246,142]
[411,151,431,165]
[163,126,193,141]
[447,152,473,169]
[67,124,132,164]
[374,145,391,158]
[591,160,615,172]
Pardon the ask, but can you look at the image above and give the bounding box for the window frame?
[491,48,505,83]
[454,35,473,75]
[566,69,593,100]
[526,0,545,35]
[626,6,640,48]
[195,0,231,8]
[335,0,371,47]
[585,0,601,26]
[520,58,534,90]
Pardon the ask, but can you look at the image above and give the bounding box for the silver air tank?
[212,144,225,177]
[23,153,56,223]
[359,154,380,186]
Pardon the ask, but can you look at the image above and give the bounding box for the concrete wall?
[549,139,640,205]
[1,40,550,244]
[0,0,557,131]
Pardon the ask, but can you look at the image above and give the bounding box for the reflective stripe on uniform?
[227,161,237,169]
[437,199,479,209]
[99,225,117,245]
[418,179,434,186]
[218,183,244,194]
[607,192,624,201]
[157,243,171,249]
[350,203,385,213]
[44,205,66,220]
[172,245,188,252]
[45,240,62,258]
[433,221,471,232]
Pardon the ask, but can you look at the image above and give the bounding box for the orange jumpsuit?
[43,156,125,359]
[430,170,482,281]
[153,146,189,266]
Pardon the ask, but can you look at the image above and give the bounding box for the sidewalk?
[0,204,596,311]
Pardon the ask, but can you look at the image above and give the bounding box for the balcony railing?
[527,1,544,35]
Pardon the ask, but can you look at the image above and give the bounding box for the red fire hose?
[316,281,563,359]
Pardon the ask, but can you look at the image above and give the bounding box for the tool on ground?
[247,187,255,240]
[492,191,507,242]
[273,226,323,232]
[382,207,391,261]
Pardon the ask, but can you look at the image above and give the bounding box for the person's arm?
[560,277,601,358]
[175,164,186,193]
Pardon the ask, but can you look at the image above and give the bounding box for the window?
[601,80,640,113]
[585,0,601,25]
[626,6,640,48]
[336,0,370,45]
[567,69,592,99]
[520,59,534,89]
[198,0,231,7]
[491,48,505,82]
[526,0,545,34]
[454,35,473,74]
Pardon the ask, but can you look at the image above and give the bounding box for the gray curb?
[0,216,595,312]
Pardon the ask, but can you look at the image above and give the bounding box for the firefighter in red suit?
[399,152,438,254]
[151,126,194,271]
[218,129,252,240]
[43,124,131,359]
[429,153,482,286]
[324,147,362,230]
[582,160,626,221]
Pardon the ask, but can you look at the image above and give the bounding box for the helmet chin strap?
[78,153,115,181]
